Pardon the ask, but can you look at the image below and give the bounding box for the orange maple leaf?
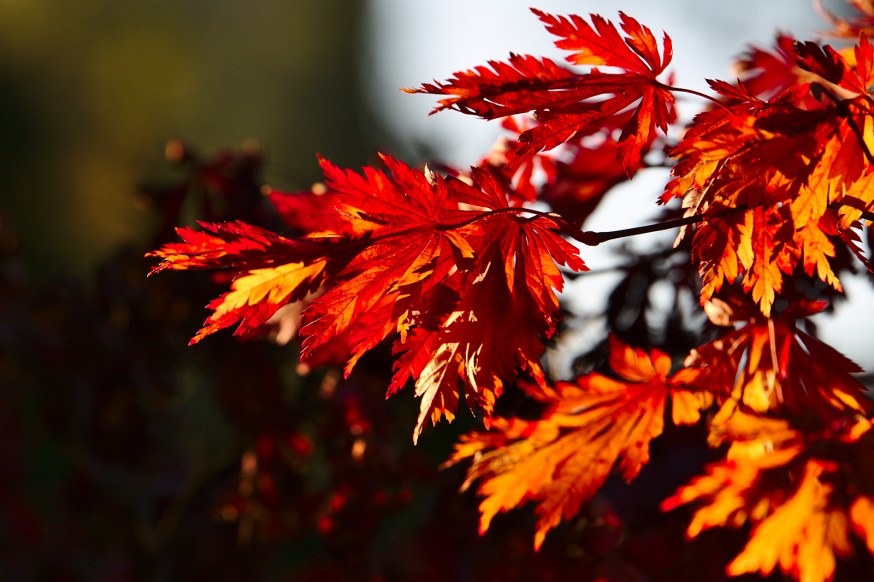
[670,106,869,314]
[727,460,853,581]
[446,337,710,549]
[663,410,874,582]
[664,34,874,315]
[685,300,870,420]
[741,206,795,318]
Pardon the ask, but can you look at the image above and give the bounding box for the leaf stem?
[432,205,546,232]
[579,205,749,245]
[656,81,733,113]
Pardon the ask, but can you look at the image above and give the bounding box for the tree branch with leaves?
[149,2,874,580]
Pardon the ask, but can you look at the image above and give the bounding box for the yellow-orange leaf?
[683,303,871,420]
[850,496,874,553]
[742,206,793,318]
[799,220,841,291]
[193,260,328,344]
[671,386,713,425]
[664,402,874,582]
[727,461,852,581]
[447,337,709,549]
[666,76,874,316]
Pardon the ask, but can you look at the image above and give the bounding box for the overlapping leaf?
[479,116,631,226]
[446,337,711,549]
[267,184,346,235]
[149,220,327,273]
[663,410,874,582]
[148,221,343,343]
[686,299,871,420]
[383,168,587,441]
[297,158,475,375]
[666,36,874,316]
[538,135,628,226]
[690,205,849,317]
[731,35,807,102]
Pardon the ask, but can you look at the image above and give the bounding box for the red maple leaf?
[297,154,479,373]
[151,154,588,440]
[408,11,675,173]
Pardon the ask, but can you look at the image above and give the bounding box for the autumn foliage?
[149,2,874,580]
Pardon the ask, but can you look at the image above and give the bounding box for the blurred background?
[1,1,869,580]
[0,0,378,278]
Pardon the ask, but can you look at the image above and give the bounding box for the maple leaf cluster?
[149,2,874,579]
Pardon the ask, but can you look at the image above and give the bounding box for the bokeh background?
[0,0,379,278]
[2,1,870,580]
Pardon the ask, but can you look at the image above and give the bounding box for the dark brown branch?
[655,81,734,114]
[574,203,874,247]
[575,205,748,246]
[827,202,874,222]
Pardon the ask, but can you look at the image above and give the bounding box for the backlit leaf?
[447,337,709,548]
[409,12,675,172]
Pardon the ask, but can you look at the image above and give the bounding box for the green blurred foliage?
[0,0,372,279]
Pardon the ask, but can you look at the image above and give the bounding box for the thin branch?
[577,205,749,246]
[827,202,874,222]
[656,81,733,113]
[813,84,874,166]
[578,203,874,246]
